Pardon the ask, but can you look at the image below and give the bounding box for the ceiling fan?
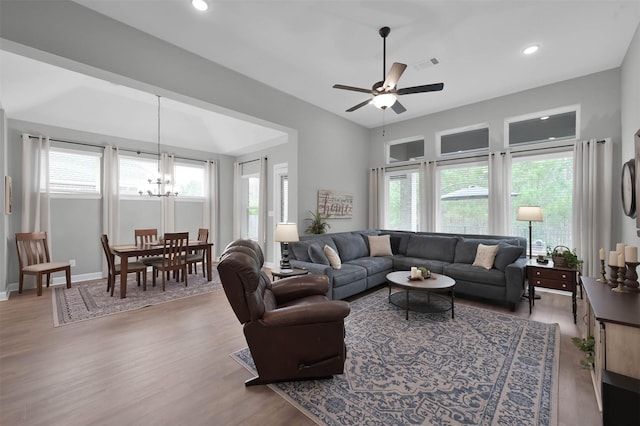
[333,26,444,114]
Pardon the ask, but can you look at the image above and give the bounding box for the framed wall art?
[317,190,353,219]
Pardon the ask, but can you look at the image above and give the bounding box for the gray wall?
[621,24,640,247]
[368,68,624,246]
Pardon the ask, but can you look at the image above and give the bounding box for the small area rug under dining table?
[231,288,559,426]
[52,269,220,326]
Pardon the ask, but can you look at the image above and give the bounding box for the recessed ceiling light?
[192,0,209,11]
[540,116,549,120]
[522,45,539,55]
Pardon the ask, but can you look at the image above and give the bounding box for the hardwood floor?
[0,278,600,426]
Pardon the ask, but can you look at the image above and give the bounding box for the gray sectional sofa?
[288,230,527,310]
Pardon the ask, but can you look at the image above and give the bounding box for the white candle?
[599,248,605,260]
[609,251,618,266]
[616,243,626,255]
[411,267,417,278]
[625,246,638,263]
[618,253,625,267]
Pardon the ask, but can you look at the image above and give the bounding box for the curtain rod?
[379,139,606,171]
[238,157,267,166]
[27,135,215,164]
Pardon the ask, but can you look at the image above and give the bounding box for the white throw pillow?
[472,244,499,270]
[324,245,342,269]
[368,235,393,257]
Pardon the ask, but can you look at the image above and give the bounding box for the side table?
[526,259,581,323]
[271,267,309,281]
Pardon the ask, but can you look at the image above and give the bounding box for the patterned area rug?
[52,269,221,326]
[231,288,559,426]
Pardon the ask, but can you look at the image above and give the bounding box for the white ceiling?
[1,1,639,154]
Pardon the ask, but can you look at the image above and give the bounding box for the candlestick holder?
[608,265,620,287]
[619,261,640,293]
[597,259,607,283]
[612,265,627,292]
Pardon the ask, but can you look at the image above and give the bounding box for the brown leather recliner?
[218,239,351,386]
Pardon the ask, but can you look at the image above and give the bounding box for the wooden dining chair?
[150,232,189,291]
[15,232,71,296]
[184,228,209,276]
[101,234,148,296]
[134,228,163,266]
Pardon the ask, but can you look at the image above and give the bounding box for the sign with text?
[317,190,353,219]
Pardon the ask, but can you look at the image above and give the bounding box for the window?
[506,105,579,147]
[47,148,101,196]
[119,156,159,197]
[387,138,424,164]
[437,124,489,156]
[241,175,260,240]
[438,162,489,234]
[174,162,205,198]
[511,152,573,256]
[385,169,420,231]
[278,173,289,223]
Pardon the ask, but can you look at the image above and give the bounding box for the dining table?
[110,240,214,298]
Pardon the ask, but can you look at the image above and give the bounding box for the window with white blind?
[174,162,205,198]
[47,147,101,197]
[511,152,574,256]
[385,169,420,231]
[437,162,489,234]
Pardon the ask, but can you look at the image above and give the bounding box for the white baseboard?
[1,272,103,301]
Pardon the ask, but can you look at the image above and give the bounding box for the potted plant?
[571,335,595,369]
[546,246,583,269]
[305,210,330,234]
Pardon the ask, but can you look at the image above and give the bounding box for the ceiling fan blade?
[383,63,407,90]
[396,82,444,95]
[333,84,374,94]
[346,99,372,112]
[390,100,406,114]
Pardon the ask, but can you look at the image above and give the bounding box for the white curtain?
[257,157,268,251]
[203,160,218,257]
[489,151,512,235]
[573,138,612,277]
[368,167,385,229]
[102,145,120,243]
[161,153,175,235]
[420,161,437,232]
[21,134,50,234]
[232,162,242,240]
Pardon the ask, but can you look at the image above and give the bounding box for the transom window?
[506,105,579,147]
[437,124,489,156]
[387,138,425,164]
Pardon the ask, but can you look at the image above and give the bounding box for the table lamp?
[275,223,299,271]
[516,206,544,259]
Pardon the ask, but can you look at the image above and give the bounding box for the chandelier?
[139,95,178,197]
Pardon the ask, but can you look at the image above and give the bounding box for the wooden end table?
[526,259,581,323]
[271,266,309,281]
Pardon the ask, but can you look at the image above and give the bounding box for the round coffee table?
[386,270,456,320]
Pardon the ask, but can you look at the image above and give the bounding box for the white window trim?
[385,135,425,165]
[504,104,580,148]
[436,122,489,157]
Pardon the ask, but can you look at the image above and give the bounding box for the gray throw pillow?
[493,244,525,271]
[308,244,330,265]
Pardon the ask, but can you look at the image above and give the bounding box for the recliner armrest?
[271,274,329,303]
[260,300,350,327]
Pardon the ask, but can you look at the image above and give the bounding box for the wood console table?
[583,277,640,412]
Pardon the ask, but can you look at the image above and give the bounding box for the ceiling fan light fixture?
[372,93,397,109]
[192,0,209,11]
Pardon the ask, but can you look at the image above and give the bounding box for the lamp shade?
[275,223,299,242]
[516,206,543,222]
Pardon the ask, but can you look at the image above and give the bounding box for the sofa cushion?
[368,235,393,257]
[346,256,394,275]
[331,264,367,288]
[472,244,499,269]
[405,234,457,263]
[308,244,330,265]
[324,245,342,269]
[289,237,336,262]
[493,244,525,271]
[333,234,369,262]
[444,263,506,287]
[454,237,523,264]
[382,232,410,255]
[391,255,449,275]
